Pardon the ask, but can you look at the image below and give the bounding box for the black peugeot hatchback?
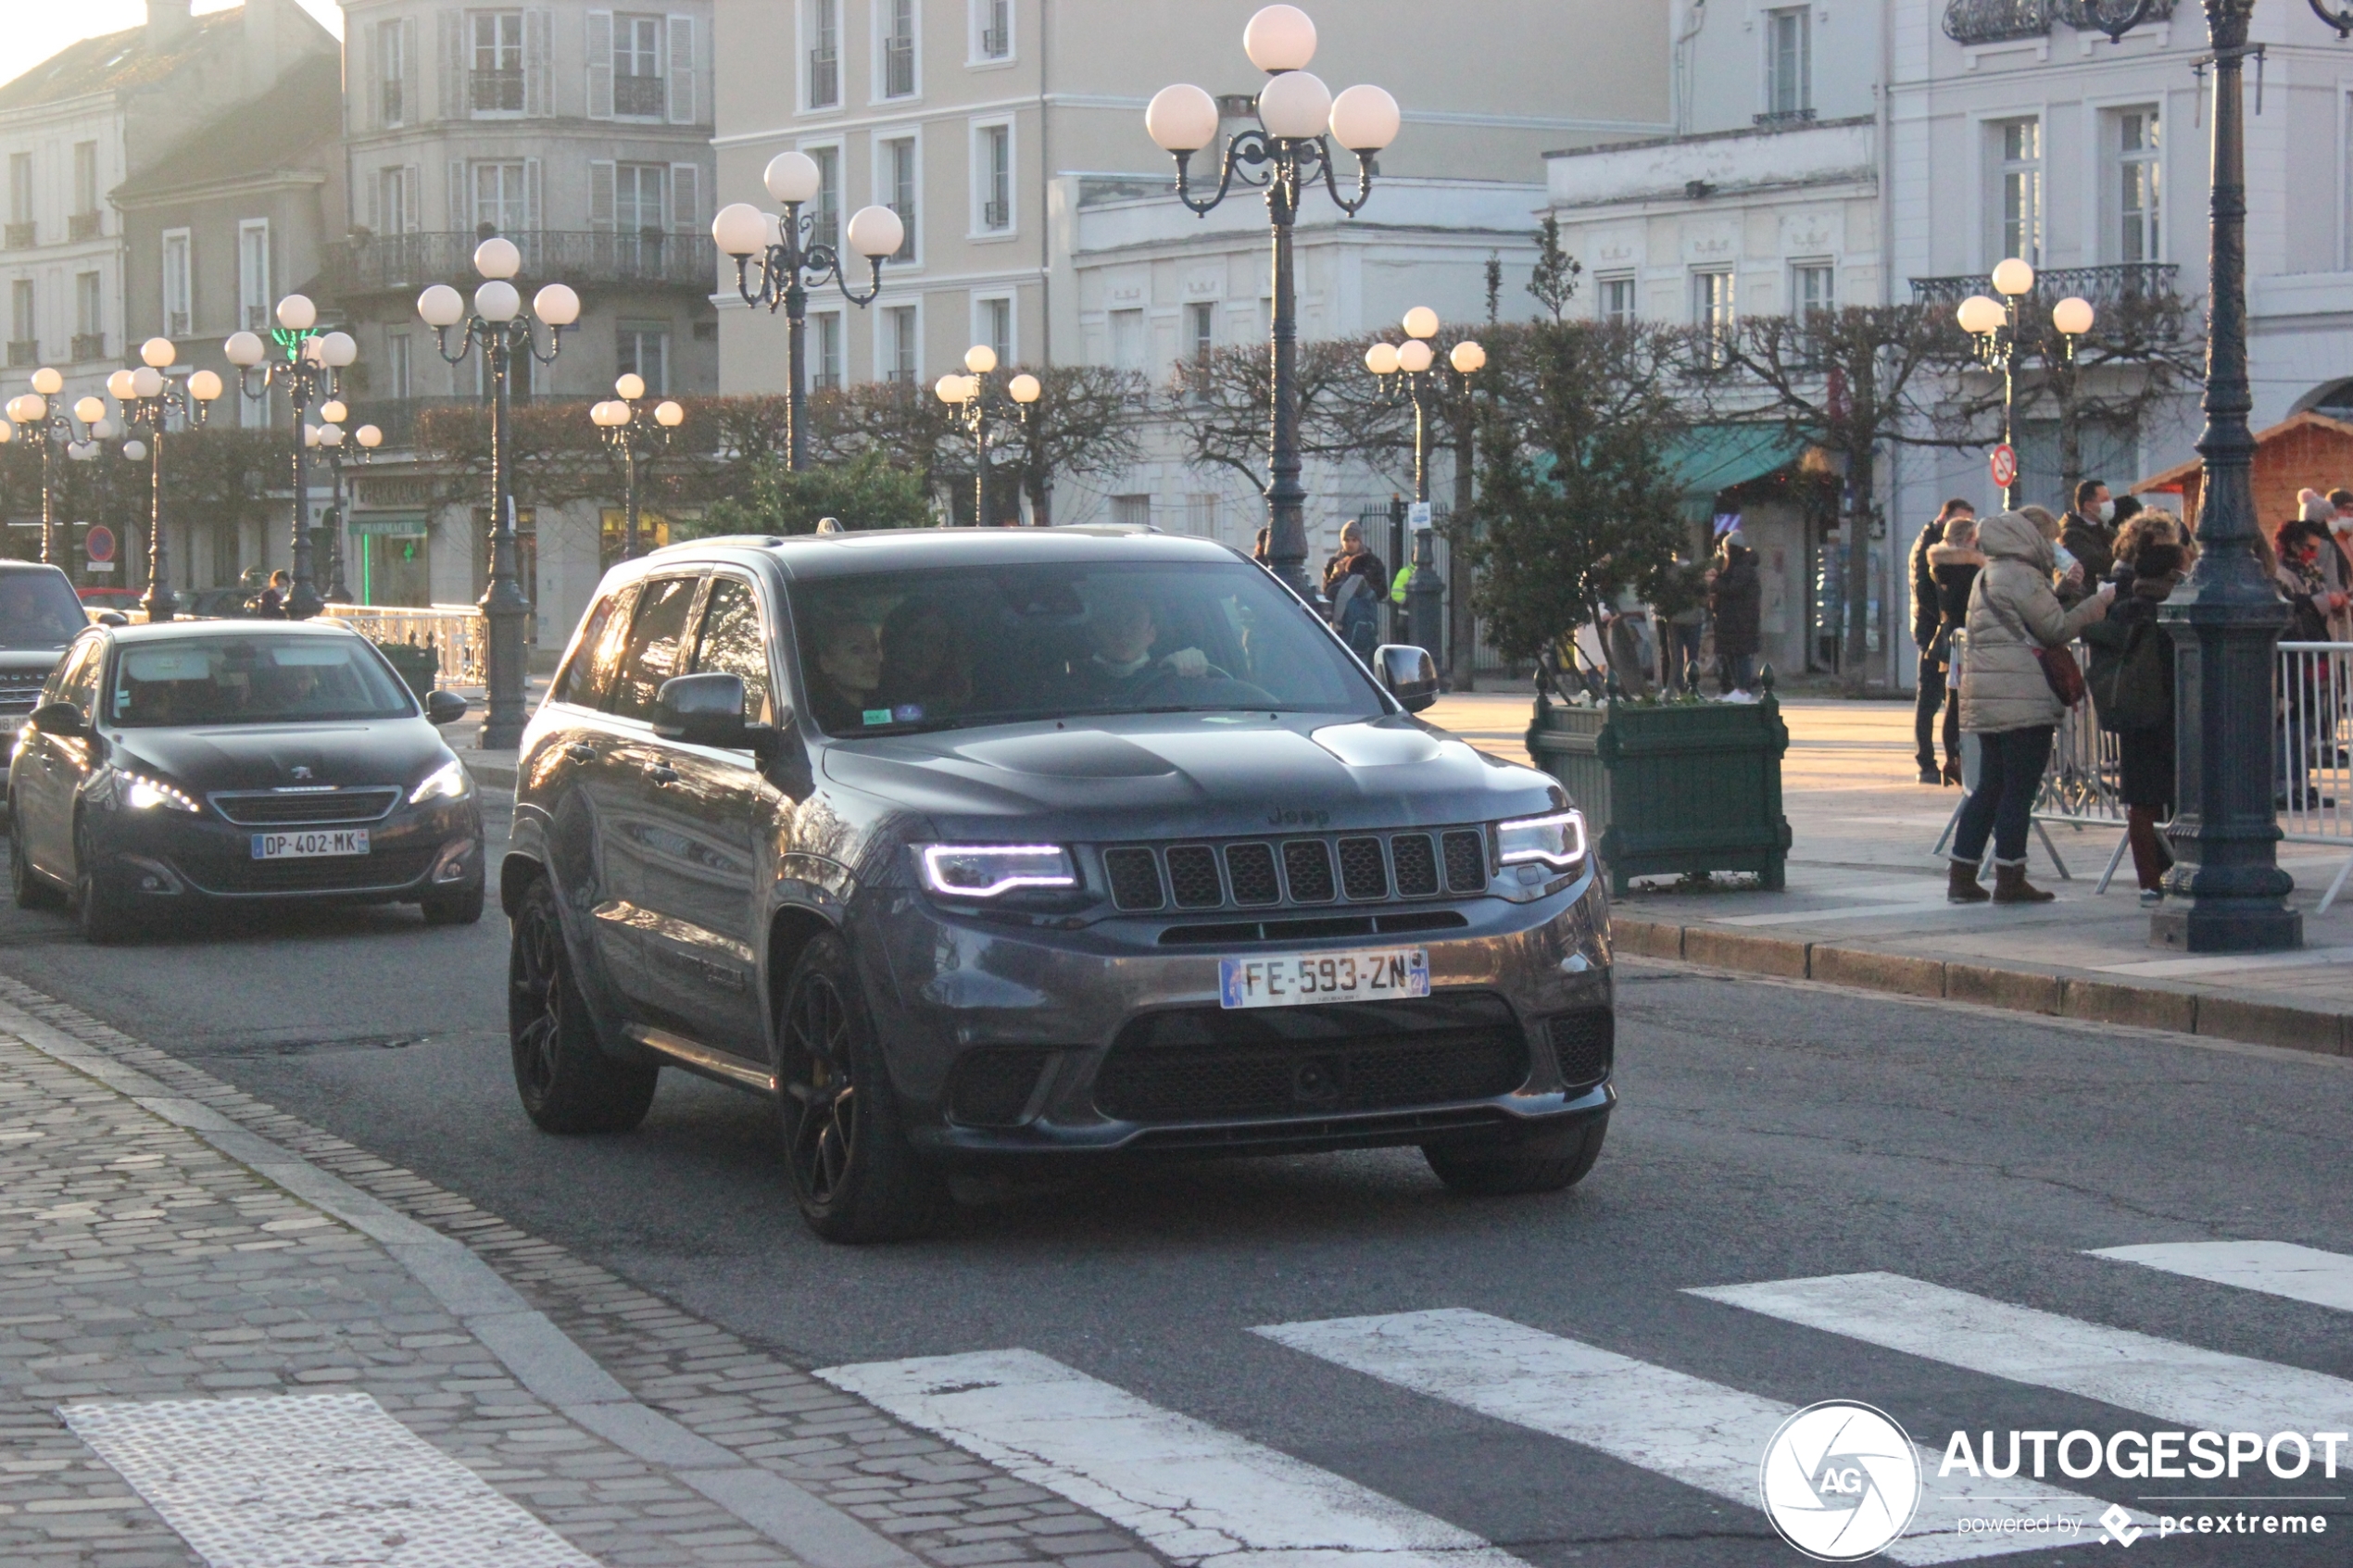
[8,619,484,941]
[504,528,1616,1242]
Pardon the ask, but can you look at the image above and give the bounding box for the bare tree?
[993,366,1149,526]
[1166,337,1415,500]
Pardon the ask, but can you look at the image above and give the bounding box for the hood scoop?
[952,731,1179,779]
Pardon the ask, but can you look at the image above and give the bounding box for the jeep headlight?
[120,771,201,813]
[915,844,1077,898]
[409,759,470,804]
[1496,809,1588,871]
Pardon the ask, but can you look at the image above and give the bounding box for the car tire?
[1423,1114,1608,1198]
[9,808,61,911]
[508,875,658,1134]
[422,877,486,926]
[774,931,948,1244]
[73,816,139,945]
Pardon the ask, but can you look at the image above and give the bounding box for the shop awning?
[1663,423,1808,521]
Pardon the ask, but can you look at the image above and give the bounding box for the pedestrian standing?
[2095,513,2188,904]
[2320,490,2353,644]
[1947,508,2113,904]
[1910,498,1974,783]
[1655,553,1711,695]
[1926,514,1985,786]
[256,571,290,620]
[1707,529,1762,697]
[1321,521,1388,662]
[2057,479,2116,606]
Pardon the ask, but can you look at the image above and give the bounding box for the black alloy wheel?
[508,876,658,1134]
[422,876,486,926]
[1423,1112,1609,1197]
[8,805,60,910]
[775,932,946,1243]
[73,815,137,945]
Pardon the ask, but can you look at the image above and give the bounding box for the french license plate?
[1219,947,1429,1010]
[250,829,370,860]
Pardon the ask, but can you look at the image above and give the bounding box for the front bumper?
[855,871,1616,1157]
[87,794,484,904]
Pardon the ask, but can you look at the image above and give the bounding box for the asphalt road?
[2,798,2349,1565]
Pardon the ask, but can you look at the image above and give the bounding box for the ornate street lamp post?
[307,401,382,604]
[417,237,581,750]
[107,338,225,621]
[1147,5,1400,597]
[1365,307,1481,659]
[1954,262,2095,510]
[2077,0,2349,951]
[712,155,904,471]
[934,345,1039,526]
[5,367,101,567]
[224,293,358,620]
[590,375,685,559]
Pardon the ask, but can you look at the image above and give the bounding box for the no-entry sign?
[83,523,115,564]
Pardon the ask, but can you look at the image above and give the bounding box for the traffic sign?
[83,524,115,564]
[1989,444,2019,490]
[1406,501,1432,528]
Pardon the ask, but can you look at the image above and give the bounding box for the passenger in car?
[878,597,975,718]
[809,602,888,729]
[1067,590,1209,704]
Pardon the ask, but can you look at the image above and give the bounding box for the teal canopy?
[1662,423,1807,521]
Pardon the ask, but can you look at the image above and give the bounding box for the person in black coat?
[1909,498,1974,782]
[2103,515,2187,903]
[1708,531,1763,695]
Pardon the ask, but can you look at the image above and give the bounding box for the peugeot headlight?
[915,844,1077,898]
[409,759,470,804]
[1496,809,1588,871]
[120,771,201,813]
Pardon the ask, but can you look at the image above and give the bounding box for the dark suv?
[505,529,1615,1241]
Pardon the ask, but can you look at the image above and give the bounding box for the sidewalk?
[0,978,1154,1568]
[1424,689,2353,1057]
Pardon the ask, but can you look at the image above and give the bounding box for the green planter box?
[1526,687,1791,895]
[373,639,440,701]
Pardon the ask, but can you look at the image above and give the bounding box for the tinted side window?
[553,593,621,707]
[608,575,701,721]
[690,577,774,721]
[49,638,103,711]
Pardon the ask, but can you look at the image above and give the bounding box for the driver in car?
[1068,590,1211,705]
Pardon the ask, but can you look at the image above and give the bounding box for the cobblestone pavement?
[0,974,1159,1568]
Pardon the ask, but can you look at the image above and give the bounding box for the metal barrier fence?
[1934,632,2353,912]
[318,604,487,690]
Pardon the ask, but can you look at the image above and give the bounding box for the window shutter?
[438,9,463,120]
[586,11,614,120]
[367,168,380,232]
[525,8,553,117]
[669,162,698,233]
[401,19,421,129]
[405,164,422,232]
[666,15,696,125]
[525,157,543,232]
[350,24,369,132]
[448,159,467,231]
[590,160,615,232]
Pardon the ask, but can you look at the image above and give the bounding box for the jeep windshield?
[0,570,91,651]
[787,559,1387,737]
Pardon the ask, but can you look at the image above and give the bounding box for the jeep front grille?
[1100,827,1490,915]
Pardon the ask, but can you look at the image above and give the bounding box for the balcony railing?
[980,23,1009,56]
[324,229,722,295]
[380,81,403,123]
[1753,107,1817,129]
[810,208,838,248]
[808,47,838,107]
[4,221,32,249]
[6,340,35,368]
[69,211,101,241]
[69,332,105,362]
[1943,0,2049,43]
[614,73,665,116]
[2050,0,2174,27]
[884,36,914,96]
[166,310,189,338]
[470,67,524,114]
[982,196,1009,230]
[1910,261,2181,308]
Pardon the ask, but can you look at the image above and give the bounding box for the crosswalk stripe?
[815,1348,1527,1568]
[1687,1271,2353,1436]
[1254,1308,2137,1564]
[2088,1240,2353,1313]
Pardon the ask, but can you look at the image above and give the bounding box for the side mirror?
[653,672,752,749]
[424,689,470,726]
[1374,645,1439,713]
[28,700,86,737]
[94,611,129,627]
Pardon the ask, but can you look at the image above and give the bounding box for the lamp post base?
[480,598,530,751]
[2149,900,2301,954]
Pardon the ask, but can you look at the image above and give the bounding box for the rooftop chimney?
[146,0,197,51]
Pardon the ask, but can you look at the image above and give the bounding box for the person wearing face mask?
[2057,479,2117,601]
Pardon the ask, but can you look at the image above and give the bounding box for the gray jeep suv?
[504,528,1615,1241]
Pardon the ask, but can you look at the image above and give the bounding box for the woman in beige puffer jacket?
[1948,508,2113,904]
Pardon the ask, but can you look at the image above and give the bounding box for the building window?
[975,123,1010,232]
[882,135,917,261]
[1692,270,1734,335]
[378,167,410,234]
[2117,107,2160,264]
[883,305,918,382]
[616,162,666,233]
[883,0,917,98]
[70,142,100,239]
[810,310,843,389]
[379,19,408,124]
[387,331,413,401]
[975,0,1010,59]
[1185,301,1214,364]
[976,295,1011,364]
[238,220,271,333]
[8,279,34,366]
[1762,6,1811,123]
[472,160,529,233]
[471,10,526,114]
[161,229,191,339]
[1597,274,1636,325]
[808,144,841,245]
[6,152,31,248]
[1185,494,1218,537]
[615,13,665,117]
[809,0,840,107]
[72,271,102,361]
[1995,117,2042,265]
[1793,262,1835,320]
[618,322,669,394]
[1110,307,1144,370]
[1112,495,1151,529]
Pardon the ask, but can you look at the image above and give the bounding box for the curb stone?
[1611,917,2351,1056]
